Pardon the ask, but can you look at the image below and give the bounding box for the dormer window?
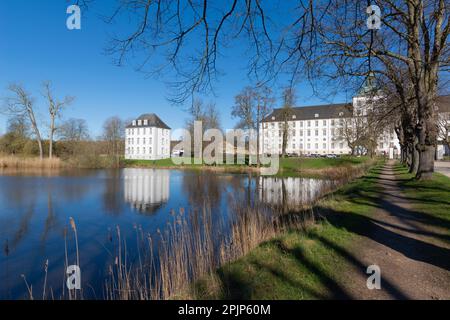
[292,115,296,119]
[271,116,275,120]
[132,120,136,126]
[138,120,142,126]
[339,112,344,117]
[144,119,148,125]
[314,113,319,118]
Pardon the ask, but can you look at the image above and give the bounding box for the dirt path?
[342,161,450,300]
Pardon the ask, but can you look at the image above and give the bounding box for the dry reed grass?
[0,156,62,169]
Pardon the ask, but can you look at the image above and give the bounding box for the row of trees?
[0,83,126,167]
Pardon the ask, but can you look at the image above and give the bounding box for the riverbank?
[192,161,450,299]
[123,156,375,178]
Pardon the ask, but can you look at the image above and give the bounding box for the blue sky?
[0,0,349,138]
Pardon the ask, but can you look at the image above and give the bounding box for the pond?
[0,168,336,299]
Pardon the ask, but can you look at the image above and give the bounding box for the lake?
[0,168,335,299]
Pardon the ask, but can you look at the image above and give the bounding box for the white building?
[125,113,171,160]
[260,92,450,158]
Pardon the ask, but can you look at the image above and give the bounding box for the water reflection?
[123,169,170,214]
[0,168,338,299]
[259,177,334,208]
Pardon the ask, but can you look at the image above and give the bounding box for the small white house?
[125,113,171,160]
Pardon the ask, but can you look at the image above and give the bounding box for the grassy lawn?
[280,155,369,170]
[193,162,384,299]
[393,163,450,234]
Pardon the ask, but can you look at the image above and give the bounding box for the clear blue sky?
[0,0,349,138]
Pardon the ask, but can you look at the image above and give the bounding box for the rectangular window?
[323,120,326,125]
[315,120,319,127]
[315,130,318,136]
[323,143,326,149]
[323,129,327,135]
[307,130,311,136]
[315,143,318,149]
[307,121,311,127]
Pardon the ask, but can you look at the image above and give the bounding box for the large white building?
[260,92,450,158]
[125,113,171,160]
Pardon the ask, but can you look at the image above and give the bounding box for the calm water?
[0,168,333,299]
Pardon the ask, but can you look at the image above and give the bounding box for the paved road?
[435,161,450,177]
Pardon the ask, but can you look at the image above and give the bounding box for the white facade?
[260,94,400,157]
[123,168,170,212]
[125,114,171,160]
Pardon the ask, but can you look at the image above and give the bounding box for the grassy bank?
[193,162,384,299]
[193,161,450,299]
[124,155,375,178]
[393,163,450,236]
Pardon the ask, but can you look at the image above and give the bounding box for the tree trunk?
[49,115,55,159]
[415,93,437,180]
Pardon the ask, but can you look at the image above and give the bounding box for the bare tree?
[3,84,44,159]
[103,116,125,167]
[58,118,90,142]
[43,81,74,159]
[105,0,449,179]
[232,85,273,166]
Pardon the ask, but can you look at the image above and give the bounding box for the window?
[323,120,326,125]
[331,143,335,149]
[292,144,296,149]
[292,115,296,119]
[315,130,318,136]
[339,143,344,149]
[315,143,318,149]
[137,138,140,144]
[271,116,275,120]
[307,121,311,127]
[331,119,335,126]
[307,143,311,149]
[138,120,142,126]
[300,130,303,136]
[315,113,319,118]
[137,147,140,154]
[315,120,319,127]
[300,143,303,149]
[307,130,311,136]
[323,143,326,149]
[323,129,327,135]
[143,147,146,154]
[144,119,148,125]
[132,120,136,126]
[300,121,303,127]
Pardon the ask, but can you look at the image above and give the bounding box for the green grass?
[280,155,370,170]
[193,163,384,299]
[393,163,450,233]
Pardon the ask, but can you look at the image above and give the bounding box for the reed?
[0,156,62,169]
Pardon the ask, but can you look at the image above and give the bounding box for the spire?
[357,72,377,96]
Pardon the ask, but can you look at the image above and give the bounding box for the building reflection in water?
[259,177,333,207]
[123,168,170,214]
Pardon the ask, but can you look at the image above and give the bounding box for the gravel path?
[342,161,450,300]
